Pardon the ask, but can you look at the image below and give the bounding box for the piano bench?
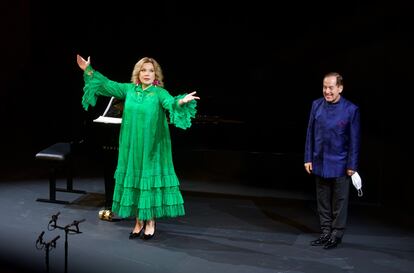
[35,142,87,204]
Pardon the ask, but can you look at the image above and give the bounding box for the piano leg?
[103,148,117,210]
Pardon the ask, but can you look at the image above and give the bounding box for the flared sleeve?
[158,88,197,129]
[82,65,129,110]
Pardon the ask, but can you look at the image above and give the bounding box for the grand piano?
[87,95,248,220]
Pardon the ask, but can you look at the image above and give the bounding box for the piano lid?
[93,97,124,124]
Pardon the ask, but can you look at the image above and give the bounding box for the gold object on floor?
[98,209,114,221]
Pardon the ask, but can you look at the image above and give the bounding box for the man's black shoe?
[323,237,342,249]
[310,234,330,246]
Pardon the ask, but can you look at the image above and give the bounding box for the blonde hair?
[131,57,164,87]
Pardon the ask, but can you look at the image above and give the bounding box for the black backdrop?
[1,1,412,211]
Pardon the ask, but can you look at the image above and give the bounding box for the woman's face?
[139,62,156,87]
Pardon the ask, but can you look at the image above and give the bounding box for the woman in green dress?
[76,54,200,240]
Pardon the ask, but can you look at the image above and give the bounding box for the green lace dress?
[81,66,197,220]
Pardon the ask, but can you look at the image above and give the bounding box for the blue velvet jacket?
[304,97,360,178]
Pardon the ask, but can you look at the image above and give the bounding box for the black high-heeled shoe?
[129,223,145,239]
[142,222,156,240]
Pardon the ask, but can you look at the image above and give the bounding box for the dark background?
[1,1,412,211]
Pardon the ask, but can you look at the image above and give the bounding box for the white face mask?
[351,172,363,197]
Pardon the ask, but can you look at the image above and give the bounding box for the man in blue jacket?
[304,72,360,249]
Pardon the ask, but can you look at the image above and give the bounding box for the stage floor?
[0,173,413,273]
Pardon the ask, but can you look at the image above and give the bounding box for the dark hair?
[324,72,343,86]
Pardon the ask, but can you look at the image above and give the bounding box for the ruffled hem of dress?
[169,94,197,129]
[114,170,180,190]
[112,202,185,220]
[112,184,184,205]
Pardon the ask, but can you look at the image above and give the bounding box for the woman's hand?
[76,54,90,71]
[180,91,200,105]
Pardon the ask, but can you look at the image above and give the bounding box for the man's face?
[323,76,343,103]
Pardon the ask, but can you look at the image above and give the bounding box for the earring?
[136,80,140,85]
[153,79,160,86]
